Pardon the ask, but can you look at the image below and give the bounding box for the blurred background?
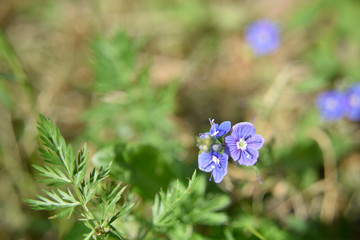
[1,0,360,239]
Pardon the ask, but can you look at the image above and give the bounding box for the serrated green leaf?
[83,230,95,240]
[32,164,71,185]
[152,171,196,228]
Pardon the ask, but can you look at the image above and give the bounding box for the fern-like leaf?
[25,188,80,210]
[152,170,196,228]
[28,95,134,239]
[32,164,71,186]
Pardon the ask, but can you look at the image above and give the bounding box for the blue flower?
[345,83,360,121]
[200,119,231,139]
[224,122,264,166]
[244,19,280,56]
[316,90,345,121]
[198,151,228,183]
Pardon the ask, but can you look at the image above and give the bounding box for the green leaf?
[91,31,137,92]
[25,189,80,211]
[36,115,76,180]
[289,1,324,28]
[32,164,71,185]
[295,76,329,92]
[179,175,230,226]
[73,144,89,186]
[152,171,196,228]
[92,143,176,200]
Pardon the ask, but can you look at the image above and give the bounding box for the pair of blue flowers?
[197,119,265,183]
[316,83,360,122]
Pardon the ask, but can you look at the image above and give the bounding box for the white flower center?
[211,155,220,168]
[325,98,337,110]
[211,130,219,137]
[350,95,360,107]
[237,138,247,150]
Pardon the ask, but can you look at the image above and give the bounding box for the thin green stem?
[142,226,154,240]
[253,166,263,184]
[73,186,94,218]
[0,30,37,113]
[244,224,265,240]
[0,31,26,84]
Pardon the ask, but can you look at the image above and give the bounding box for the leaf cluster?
[141,172,231,239]
[180,175,230,226]
[92,143,177,200]
[84,31,178,159]
[25,115,133,239]
[152,170,197,229]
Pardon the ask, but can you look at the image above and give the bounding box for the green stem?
[0,31,26,84]
[253,166,263,184]
[73,186,94,218]
[0,30,37,113]
[142,227,154,240]
[244,224,265,240]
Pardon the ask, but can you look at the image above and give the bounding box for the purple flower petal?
[208,119,231,138]
[217,121,231,137]
[210,123,219,135]
[212,154,228,183]
[212,166,226,183]
[219,152,229,164]
[225,135,241,160]
[238,148,259,166]
[232,122,255,140]
[316,90,345,121]
[198,152,213,172]
[247,134,265,150]
[245,19,280,56]
[345,83,360,121]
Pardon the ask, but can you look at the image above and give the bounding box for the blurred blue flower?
[316,90,345,121]
[224,122,264,166]
[244,19,281,56]
[200,119,231,139]
[198,151,228,183]
[345,83,360,121]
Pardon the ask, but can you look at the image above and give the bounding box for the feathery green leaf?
[152,170,196,228]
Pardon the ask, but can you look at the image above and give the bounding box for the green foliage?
[92,142,176,200]
[6,1,360,239]
[138,172,231,239]
[25,115,133,239]
[157,175,231,239]
[290,0,360,83]
[0,29,28,108]
[27,116,217,240]
[230,214,291,240]
[84,31,178,159]
[0,30,26,84]
[0,81,13,108]
[91,31,137,92]
[152,170,197,229]
[27,188,80,212]
[179,175,230,226]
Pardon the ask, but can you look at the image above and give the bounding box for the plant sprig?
[25,115,132,240]
[152,170,197,229]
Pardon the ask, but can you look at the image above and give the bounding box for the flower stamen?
[212,155,220,165]
[211,131,219,137]
[236,138,247,150]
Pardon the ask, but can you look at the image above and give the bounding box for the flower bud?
[211,143,223,152]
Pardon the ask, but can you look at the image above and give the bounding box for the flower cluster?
[316,83,360,122]
[196,119,265,183]
[244,19,281,56]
